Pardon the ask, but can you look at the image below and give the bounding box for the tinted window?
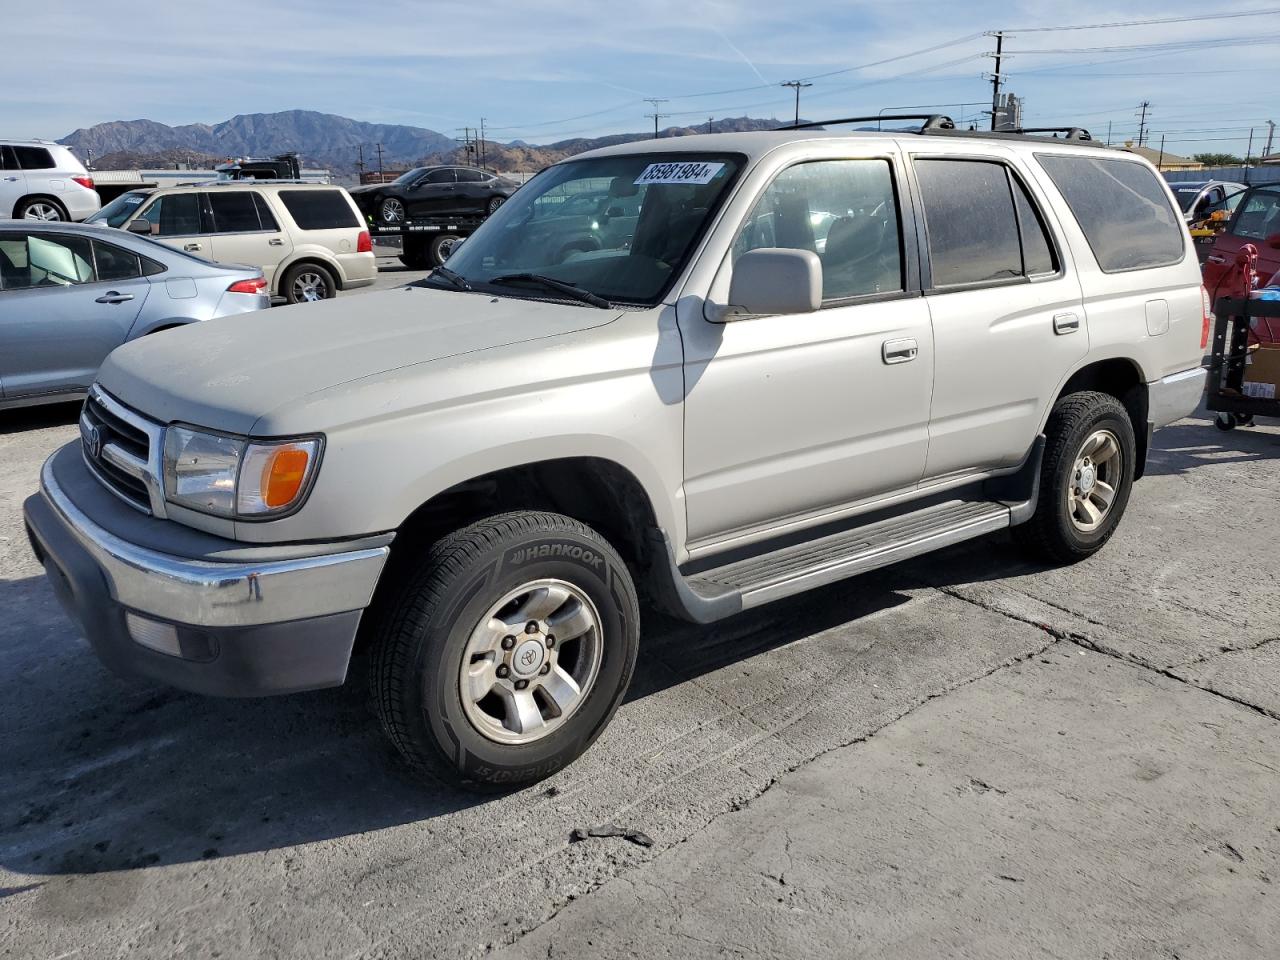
[1037,155,1184,272]
[0,146,15,170]
[422,169,455,185]
[915,159,1022,287]
[0,232,94,290]
[1230,188,1280,241]
[735,159,903,300]
[455,168,489,183]
[253,193,280,230]
[93,240,142,281]
[13,146,56,170]
[207,191,263,232]
[138,193,202,236]
[277,190,359,230]
[1012,176,1057,275]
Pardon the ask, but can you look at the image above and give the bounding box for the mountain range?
[57,109,787,174]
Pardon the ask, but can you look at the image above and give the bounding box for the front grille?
[80,387,164,515]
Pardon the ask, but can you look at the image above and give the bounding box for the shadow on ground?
[0,401,80,436]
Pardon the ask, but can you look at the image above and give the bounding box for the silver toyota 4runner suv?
[25,119,1208,788]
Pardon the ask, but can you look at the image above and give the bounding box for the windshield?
[393,167,427,185]
[1174,187,1205,212]
[439,153,743,304]
[86,190,152,227]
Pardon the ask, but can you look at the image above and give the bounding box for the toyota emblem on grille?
[85,425,104,459]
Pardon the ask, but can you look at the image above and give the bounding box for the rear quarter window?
[1036,154,1185,272]
[13,146,56,170]
[277,190,360,231]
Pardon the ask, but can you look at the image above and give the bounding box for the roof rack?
[1009,127,1093,142]
[782,114,956,132]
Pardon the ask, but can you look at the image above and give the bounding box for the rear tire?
[486,195,506,216]
[368,511,640,790]
[429,233,461,266]
[16,197,68,221]
[281,262,336,304]
[1013,391,1136,564]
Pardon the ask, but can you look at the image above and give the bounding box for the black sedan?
[350,166,520,224]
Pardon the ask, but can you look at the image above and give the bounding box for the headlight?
[162,426,322,519]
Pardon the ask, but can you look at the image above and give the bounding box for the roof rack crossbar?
[781,113,956,132]
[1010,126,1093,141]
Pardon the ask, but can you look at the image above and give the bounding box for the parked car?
[0,140,101,221]
[87,182,374,303]
[1201,183,1280,299]
[1171,179,1246,223]
[1188,188,1250,262]
[0,220,268,410]
[25,127,1206,789]
[350,166,519,225]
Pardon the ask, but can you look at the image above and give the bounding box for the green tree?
[1193,153,1245,166]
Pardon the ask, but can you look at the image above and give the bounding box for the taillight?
[72,175,95,190]
[356,230,372,253]
[1200,285,1213,350]
[227,277,268,295]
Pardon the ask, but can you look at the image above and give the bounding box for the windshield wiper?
[489,273,611,309]
[427,265,471,291]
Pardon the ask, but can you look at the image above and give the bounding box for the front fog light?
[125,613,216,661]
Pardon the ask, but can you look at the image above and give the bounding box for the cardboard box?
[1244,344,1280,400]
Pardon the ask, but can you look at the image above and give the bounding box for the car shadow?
[0,400,80,436]
[0,558,936,877]
[1143,413,1279,477]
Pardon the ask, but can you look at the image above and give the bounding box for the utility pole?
[1157,134,1166,171]
[1265,119,1277,159]
[708,117,714,134]
[355,145,366,178]
[644,98,669,139]
[1105,120,1112,147]
[480,118,488,172]
[988,31,1004,131]
[1136,101,1150,148]
[781,80,813,126]
[374,142,385,178]
[1245,127,1255,184]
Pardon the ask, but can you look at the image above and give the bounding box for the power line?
[1005,34,1280,56]
[1005,7,1280,32]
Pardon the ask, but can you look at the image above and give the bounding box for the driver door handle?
[95,292,134,304]
[882,338,918,364]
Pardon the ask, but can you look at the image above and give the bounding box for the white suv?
[0,140,101,221]
[88,182,376,303]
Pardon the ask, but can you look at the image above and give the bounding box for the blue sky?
[6,0,1280,157]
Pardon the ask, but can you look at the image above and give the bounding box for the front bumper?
[1149,366,1207,428]
[24,447,390,697]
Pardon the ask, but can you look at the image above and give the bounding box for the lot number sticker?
[634,162,725,186]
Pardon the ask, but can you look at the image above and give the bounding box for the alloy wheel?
[292,271,329,302]
[1067,428,1123,533]
[23,202,63,221]
[381,198,405,224]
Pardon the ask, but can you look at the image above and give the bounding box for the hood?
[97,285,622,435]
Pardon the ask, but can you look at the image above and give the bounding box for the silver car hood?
[96,285,623,435]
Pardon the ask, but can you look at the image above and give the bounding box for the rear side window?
[92,240,142,281]
[1011,177,1057,276]
[915,159,1022,287]
[13,146,56,170]
[253,193,280,231]
[1036,155,1184,272]
[277,190,360,230]
[455,168,488,183]
[207,191,265,233]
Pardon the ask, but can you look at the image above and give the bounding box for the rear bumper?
[1149,366,1207,428]
[62,187,102,221]
[24,450,389,697]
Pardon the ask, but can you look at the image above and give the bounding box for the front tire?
[379,196,405,225]
[1014,391,1136,564]
[369,511,640,790]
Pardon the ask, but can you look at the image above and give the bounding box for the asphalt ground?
[1,282,1278,958]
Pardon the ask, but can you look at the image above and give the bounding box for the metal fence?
[1164,166,1280,185]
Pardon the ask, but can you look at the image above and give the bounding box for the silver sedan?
[0,219,269,410]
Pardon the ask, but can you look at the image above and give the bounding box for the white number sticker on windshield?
[634,162,725,186]
[123,195,145,204]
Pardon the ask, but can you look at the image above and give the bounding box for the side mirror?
[126,220,155,235]
[1266,233,1280,250]
[724,248,822,320]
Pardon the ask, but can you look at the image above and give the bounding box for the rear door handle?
[882,337,918,364]
[184,242,202,252]
[268,238,284,246]
[94,292,134,304]
[2,176,18,182]
[1206,254,1227,264]
[1053,312,1081,335]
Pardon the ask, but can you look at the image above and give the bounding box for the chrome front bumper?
[1148,366,1207,428]
[24,448,390,696]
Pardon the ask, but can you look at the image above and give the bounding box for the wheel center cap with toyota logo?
[512,639,546,678]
